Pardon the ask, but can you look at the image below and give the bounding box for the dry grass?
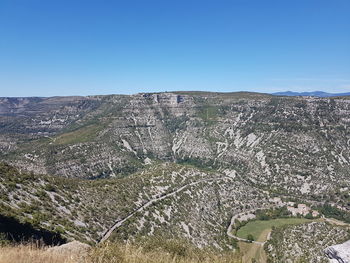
[0,245,78,263]
[88,242,242,263]
[0,241,242,263]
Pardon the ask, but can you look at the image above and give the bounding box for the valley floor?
[236,217,312,241]
[236,219,310,263]
[233,217,350,263]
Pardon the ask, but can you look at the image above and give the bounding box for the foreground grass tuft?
[89,241,241,263]
[0,245,77,263]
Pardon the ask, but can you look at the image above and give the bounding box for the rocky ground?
[265,222,350,263]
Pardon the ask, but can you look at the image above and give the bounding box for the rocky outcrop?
[47,241,91,255]
[325,240,350,263]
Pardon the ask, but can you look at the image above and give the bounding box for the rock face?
[47,240,91,255]
[325,240,350,263]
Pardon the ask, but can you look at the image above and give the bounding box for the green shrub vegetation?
[317,204,350,223]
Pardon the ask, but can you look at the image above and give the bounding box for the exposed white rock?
[300,182,311,194]
[121,139,136,154]
[246,133,259,148]
[74,219,87,227]
[324,240,350,263]
[144,157,152,165]
[47,241,91,255]
[172,133,187,155]
[224,127,235,138]
[223,169,236,179]
[181,221,191,237]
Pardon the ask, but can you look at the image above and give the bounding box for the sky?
[0,0,349,97]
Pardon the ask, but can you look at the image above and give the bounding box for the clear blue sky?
[0,0,349,97]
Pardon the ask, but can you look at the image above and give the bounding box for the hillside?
[265,222,350,262]
[1,91,350,260]
[1,92,350,200]
[272,91,350,97]
[0,161,269,248]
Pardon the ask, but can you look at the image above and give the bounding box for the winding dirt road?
[99,173,346,248]
[226,208,272,245]
[99,176,233,243]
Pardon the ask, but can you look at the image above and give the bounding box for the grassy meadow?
[236,218,311,241]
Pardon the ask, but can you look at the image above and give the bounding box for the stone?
[325,240,350,263]
[47,240,91,256]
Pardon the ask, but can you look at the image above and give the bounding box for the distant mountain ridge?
[272,91,350,97]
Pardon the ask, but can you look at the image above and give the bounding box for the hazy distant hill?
[272,91,350,97]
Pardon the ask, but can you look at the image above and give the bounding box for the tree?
[247,234,254,242]
[305,212,313,219]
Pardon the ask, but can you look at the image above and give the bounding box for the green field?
[236,218,311,241]
[54,124,102,145]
